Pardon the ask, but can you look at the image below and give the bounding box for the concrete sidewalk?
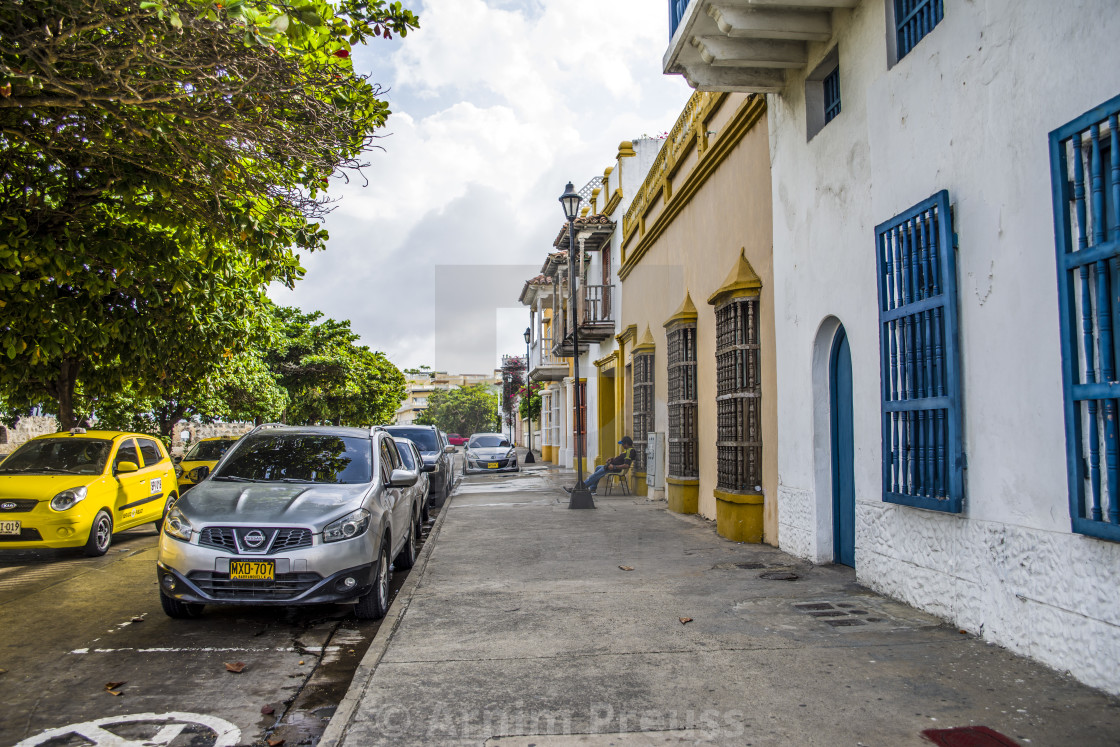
[321,464,1120,746]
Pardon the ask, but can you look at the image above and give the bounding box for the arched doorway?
[830,326,855,567]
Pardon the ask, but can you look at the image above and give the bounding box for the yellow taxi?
[175,436,239,493]
[0,429,179,556]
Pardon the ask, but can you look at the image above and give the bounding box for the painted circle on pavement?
[14,711,242,747]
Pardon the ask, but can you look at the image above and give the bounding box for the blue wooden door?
[831,327,856,567]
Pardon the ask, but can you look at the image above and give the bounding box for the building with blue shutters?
[663,0,1120,694]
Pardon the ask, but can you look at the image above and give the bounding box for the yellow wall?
[618,94,777,545]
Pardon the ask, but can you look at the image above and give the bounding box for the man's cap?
[618,436,633,446]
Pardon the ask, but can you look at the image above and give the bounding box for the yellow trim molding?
[714,489,764,543]
[603,189,623,217]
[620,94,766,279]
[632,326,656,353]
[615,324,638,347]
[708,249,762,306]
[594,353,617,370]
[663,292,698,328]
[617,141,636,159]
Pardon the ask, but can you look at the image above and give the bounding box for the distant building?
[393,370,502,425]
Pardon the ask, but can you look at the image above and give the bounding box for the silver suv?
[156,425,421,620]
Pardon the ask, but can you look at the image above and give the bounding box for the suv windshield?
[184,439,236,462]
[469,435,509,448]
[385,427,438,452]
[213,434,372,484]
[0,438,112,476]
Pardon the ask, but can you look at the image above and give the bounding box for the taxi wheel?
[355,540,391,620]
[83,510,113,557]
[160,589,205,619]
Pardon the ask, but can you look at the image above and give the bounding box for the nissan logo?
[243,530,267,548]
[0,502,15,510]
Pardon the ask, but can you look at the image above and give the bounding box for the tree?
[265,305,405,426]
[500,356,524,431]
[416,385,499,436]
[518,380,542,422]
[0,0,418,427]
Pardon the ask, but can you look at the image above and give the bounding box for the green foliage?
[265,305,405,426]
[518,381,542,422]
[416,385,499,436]
[0,0,418,427]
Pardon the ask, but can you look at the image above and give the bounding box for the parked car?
[383,425,456,507]
[393,438,432,523]
[156,424,420,620]
[0,429,179,556]
[447,434,469,447]
[175,436,239,494]
[463,433,520,474]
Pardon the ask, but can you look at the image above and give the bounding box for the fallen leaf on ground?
[130,616,144,623]
[104,681,126,690]
[679,617,693,625]
[298,660,304,665]
[267,738,285,746]
[106,689,122,696]
[261,705,275,715]
[619,566,634,571]
[0,668,8,675]
[224,661,246,673]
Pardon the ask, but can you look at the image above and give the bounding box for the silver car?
[156,425,421,620]
[462,433,520,474]
[393,438,432,522]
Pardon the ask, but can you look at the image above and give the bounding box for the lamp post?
[523,326,536,464]
[560,182,594,509]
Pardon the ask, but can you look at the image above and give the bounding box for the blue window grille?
[875,190,964,513]
[823,66,841,124]
[895,0,944,59]
[670,0,690,39]
[1050,93,1120,543]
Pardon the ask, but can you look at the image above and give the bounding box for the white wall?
[772,0,1120,694]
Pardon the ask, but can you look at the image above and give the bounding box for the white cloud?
[272,0,692,370]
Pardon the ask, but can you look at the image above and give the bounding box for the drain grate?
[794,601,887,628]
[759,571,799,581]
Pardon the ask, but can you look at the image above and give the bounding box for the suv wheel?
[355,539,391,620]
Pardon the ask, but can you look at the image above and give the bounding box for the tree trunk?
[53,359,81,431]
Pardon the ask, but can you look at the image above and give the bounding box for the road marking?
[15,711,241,746]
[71,645,341,654]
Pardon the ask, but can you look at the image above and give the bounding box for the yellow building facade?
[615,92,777,544]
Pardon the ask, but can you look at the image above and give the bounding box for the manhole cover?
[759,571,799,581]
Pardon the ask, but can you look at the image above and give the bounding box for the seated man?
[581,437,637,494]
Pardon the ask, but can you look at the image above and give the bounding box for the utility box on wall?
[646,432,665,489]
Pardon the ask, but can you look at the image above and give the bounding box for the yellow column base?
[667,478,699,514]
[714,490,764,543]
[632,474,648,496]
[542,445,555,462]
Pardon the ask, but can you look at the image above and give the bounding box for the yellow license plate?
[487,462,499,469]
[230,560,274,580]
[0,520,19,535]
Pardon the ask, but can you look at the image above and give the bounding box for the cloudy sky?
[270,0,692,373]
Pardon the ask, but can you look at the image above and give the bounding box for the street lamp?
[523,326,536,464]
[560,182,594,509]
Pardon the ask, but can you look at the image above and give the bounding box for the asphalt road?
[0,507,436,747]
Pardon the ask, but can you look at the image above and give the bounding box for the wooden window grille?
[875,190,963,513]
[715,298,762,492]
[1051,94,1120,542]
[633,351,655,471]
[667,325,698,479]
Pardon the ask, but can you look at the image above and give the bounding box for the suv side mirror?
[388,468,418,488]
[443,444,456,454]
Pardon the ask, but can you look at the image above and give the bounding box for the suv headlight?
[50,486,88,512]
[164,506,193,542]
[323,509,371,543]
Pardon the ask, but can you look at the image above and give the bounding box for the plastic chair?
[602,463,633,496]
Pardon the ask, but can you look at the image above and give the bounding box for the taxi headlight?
[323,509,371,543]
[174,464,184,478]
[50,486,88,512]
[164,506,193,542]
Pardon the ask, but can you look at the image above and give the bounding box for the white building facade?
[665,0,1120,694]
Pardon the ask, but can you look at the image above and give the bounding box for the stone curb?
[317,488,454,747]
